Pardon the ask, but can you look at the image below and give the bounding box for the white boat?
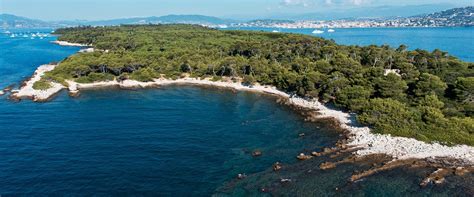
[218,25,228,29]
[4,31,11,34]
[10,34,15,38]
[23,35,29,38]
[328,29,335,33]
[272,30,279,33]
[312,29,324,34]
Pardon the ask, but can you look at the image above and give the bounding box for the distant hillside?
[156,15,233,24]
[407,6,474,26]
[279,4,456,20]
[231,6,474,28]
[2,6,472,29]
[0,14,52,28]
[83,15,234,26]
[0,14,235,28]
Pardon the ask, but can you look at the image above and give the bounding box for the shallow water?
[0,28,472,196]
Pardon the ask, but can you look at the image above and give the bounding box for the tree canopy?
[46,24,473,145]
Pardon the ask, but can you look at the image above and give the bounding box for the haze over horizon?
[1,0,473,21]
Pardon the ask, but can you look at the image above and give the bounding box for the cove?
[0,86,339,195]
[1,29,473,196]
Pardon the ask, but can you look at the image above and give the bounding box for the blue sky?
[1,0,472,20]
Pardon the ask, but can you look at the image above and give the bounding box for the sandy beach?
[13,64,474,166]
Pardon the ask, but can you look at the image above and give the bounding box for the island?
[12,24,474,183]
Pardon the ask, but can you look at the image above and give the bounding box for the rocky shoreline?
[12,64,474,181]
[51,41,91,47]
[11,64,65,102]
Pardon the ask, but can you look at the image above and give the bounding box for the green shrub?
[76,73,115,83]
[32,79,52,90]
[242,75,256,86]
[129,67,158,82]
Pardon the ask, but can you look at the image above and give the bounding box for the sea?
[0,27,473,196]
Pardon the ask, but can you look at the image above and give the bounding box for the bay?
[0,27,472,196]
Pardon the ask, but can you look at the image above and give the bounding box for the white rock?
[18,65,474,165]
[12,64,64,101]
[51,41,90,47]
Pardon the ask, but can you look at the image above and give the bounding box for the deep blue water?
[0,29,79,88]
[0,28,473,195]
[226,27,474,62]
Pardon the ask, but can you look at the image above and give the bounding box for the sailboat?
[312,29,324,34]
[328,29,335,33]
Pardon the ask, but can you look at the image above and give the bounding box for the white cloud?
[281,0,312,7]
[348,0,371,6]
[280,0,372,7]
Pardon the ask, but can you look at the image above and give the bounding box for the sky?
[1,0,473,20]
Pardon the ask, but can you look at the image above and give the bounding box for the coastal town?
[2,6,472,29]
[230,6,474,28]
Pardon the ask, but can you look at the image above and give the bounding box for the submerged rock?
[454,167,469,176]
[297,153,313,160]
[3,85,14,92]
[420,168,450,187]
[320,162,336,170]
[273,162,282,171]
[237,173,247,179]
[69,90,80,97]
[252,150,262,157]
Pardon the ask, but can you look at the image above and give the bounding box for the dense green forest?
[45,25,473,145]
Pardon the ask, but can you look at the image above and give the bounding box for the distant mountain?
[407,6,474,27]
[0,14,52,28]
[156,15,233,24]
[1,14,236,28]
[2,5,472,29]
[82,15,235,26]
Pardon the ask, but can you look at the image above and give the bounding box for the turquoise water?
[0,28,473,195]
[226,27,474,62]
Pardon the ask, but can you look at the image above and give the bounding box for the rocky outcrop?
[11,64,64,102]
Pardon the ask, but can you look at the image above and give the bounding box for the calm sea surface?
[226,27,474,62]
[0,28,472,196]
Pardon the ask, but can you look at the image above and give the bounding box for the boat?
[328,29,335,33]
[312,29,324,34]
[218,25,228,29]
[10,34,15,38]
[272,30,279,33]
